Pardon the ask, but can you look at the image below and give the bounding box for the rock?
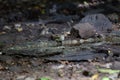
[51,64,65,70]
[111,61,120,70]
[3,25,12,32]
[80,14,112,33]
[9,65,22,73]
[16,75,26,80]
[70,23,97,39]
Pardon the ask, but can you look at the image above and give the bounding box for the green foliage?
[102,77,110,80]
[39,77,51,80]
[98,68,120,74]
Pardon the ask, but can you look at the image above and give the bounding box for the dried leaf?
[91,73,99,80]
[16,27,23,32]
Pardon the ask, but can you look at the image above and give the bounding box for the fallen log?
[46,50,107,61]
[2,32,120,58]
[2,37,102,57]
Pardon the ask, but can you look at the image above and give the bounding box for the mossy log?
[2,34,120,56]
[2,38,101,56]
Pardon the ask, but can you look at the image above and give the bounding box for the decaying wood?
[4,38,102,51]
[1,37,102,57]
[46,51,107,61]
[2,33,120,56]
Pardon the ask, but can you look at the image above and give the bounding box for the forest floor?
[0,1,120,80]
[0,22,120,80]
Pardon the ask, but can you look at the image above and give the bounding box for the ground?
[0,1,120,80]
